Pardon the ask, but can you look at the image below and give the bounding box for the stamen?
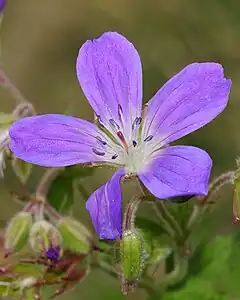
[96,115,104,127]
[92,148,105,156]
[132,140,137,147]
[144,135,153,142]
[109,119,120,131]
[132,117,142,130]
[118,104,124,125]
[96,136,107,145]
[111,154,118,159]
[117,131,128,152]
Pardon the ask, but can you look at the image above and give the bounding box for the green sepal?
[57,217,92,254]
[11,157,32,184]
[4,212,32,253]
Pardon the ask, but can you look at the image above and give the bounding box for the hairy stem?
[153,201,183,240]
[187,171,235,229]
[123,197,141,231]
[0,67,34,109]
[36,167,65,200]
[164,249,188,286]
[136,178,182,239]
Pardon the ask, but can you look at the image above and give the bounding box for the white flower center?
[92,111,165,174]
[94,117,160,174]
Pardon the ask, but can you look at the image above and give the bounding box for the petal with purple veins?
[76,32,142,140]
[142,63,231,146]
[9,114,113,167]
[138,146,212,199]
[86,168,125,239]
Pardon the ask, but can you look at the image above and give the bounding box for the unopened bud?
[11,157,32,184]
[4,212,32,255]
[120,229,146,294]
[29,220,62,256]
[57,217,92,254]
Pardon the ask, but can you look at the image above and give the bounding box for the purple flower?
[44,245,61,262]
[9,32,231,239]
[0,0,6,12]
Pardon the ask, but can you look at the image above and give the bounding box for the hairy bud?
[29,220,62,257]
[120,229,147,294]
[57,217,92,254]
[4,212,32,255]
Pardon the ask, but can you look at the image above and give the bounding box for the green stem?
[0,67,34,108]
[123,197,141,231]
[164,249,188,286]
[35,167,65,200]
[187,171,234,229]
[152,202,176,238]
[153,201,183,240]
[136,178,183,240]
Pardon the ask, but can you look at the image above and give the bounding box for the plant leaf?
[47,165,95,215]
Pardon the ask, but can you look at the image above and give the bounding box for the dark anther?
[96,136,107,145]
[111,154,118,159]
[118,104,123,115]
[92,148,105,156]
[132,117,142,130]
[144,135,153,142]
[109,119,120,130]
[132,140,137,147]
[96,115,104,127]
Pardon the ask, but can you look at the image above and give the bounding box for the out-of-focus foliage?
[163,233,240,299]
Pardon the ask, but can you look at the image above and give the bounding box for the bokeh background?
[0,0,240,299]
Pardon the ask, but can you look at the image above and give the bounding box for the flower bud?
[57,217,92,254]
[4,212,32,254]
[120,229,146,293]
[29,220,62,256]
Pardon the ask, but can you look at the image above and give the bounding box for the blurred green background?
[0,0,240,299]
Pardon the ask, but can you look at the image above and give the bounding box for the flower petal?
[86,168,125,239]
[138,146,212,198]
[9,114,113,167]
[76,32,142,140]
[142,63,231,146]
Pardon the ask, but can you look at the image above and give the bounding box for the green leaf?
[168,233,240,298]
[136,218,172,266]
[11,157,32,184]
[47,175,74,215]
[47,165,95,215]
[24,288,35,300]
[163,278,229,300]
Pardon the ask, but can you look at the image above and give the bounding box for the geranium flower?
[9,32,231,239]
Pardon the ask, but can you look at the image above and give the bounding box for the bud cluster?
[3,202,94,260]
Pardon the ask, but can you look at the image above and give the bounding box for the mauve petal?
[138,146,212,199]
[0,0,6,12]
[142,63,231,146]
[86,168,125,239]
[76,32,142,140]
[9,114,111,167]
